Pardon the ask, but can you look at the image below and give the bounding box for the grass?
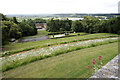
[69,32,87,36]
[49,32,87,38]
[3,42,118,78]
[20,30,50,38]
[2,38,118,71]
[2,33,118,56]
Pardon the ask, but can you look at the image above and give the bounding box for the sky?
[0,0,120,14]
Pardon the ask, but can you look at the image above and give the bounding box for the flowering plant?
[88,56,103,74]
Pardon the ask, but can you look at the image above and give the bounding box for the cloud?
[0,0,119,14]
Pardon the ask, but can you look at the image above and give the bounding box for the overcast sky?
[0,0,119,14]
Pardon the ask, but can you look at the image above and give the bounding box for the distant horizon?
[4,13,120,15]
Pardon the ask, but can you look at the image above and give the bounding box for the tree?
[18,21,37,36]
[46,19,58,32]
[2,25,10,45]
[1,14,10,21]
[2,21,22,45]
[13,17,19,24]
[9,23,22,39]
[81,16,100,33]
[46,19,72,32]
[71,20,83,32]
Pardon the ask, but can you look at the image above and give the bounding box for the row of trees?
[47,16,120,34]
[72,16,120,34]
[2,13,120,45]
[2,14,37,45]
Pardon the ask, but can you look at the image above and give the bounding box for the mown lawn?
[2,33,118,53]
[3,42,118,78]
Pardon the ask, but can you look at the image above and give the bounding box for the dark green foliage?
[71,20,83,32]
[46,18,72,32]
[2,21,22,45]
[13,17,19,24]
[1,13,11,21]
[18,22,37,36]
[47,16,120,34]
[1,14,37,45]
[2,25,10,45]
[71,16,120,34]
[81,16,100,33]
[18,19,37,37]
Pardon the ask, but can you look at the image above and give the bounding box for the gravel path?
[89,54,120,80]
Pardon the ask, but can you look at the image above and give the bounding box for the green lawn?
[3,42,118,78]
[49,32,87,38]
[69,32,87,36]
[2,33,118,54]
[21,30,50,38]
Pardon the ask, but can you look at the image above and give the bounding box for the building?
[35,23,47,29]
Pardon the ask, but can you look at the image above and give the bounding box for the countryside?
[1,0,120,79]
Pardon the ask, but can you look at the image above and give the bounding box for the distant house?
[35,23,47,29]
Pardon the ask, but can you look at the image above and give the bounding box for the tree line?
[46,16,120,34]
[1,14,41,45]
[1,13,120,45]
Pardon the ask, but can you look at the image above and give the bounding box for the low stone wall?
[88,54,120,80]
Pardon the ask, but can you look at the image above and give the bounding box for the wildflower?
[92,61,95,64]
[88,65,90,68]
[93,58,96,61]
[93,69,95,70]
[88,65,91,71]
[99,56,102,60]
[99,57,101,60]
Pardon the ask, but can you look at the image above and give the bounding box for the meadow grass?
[2,38,118,72]
[2,33,118,57]
[3,42,118,78]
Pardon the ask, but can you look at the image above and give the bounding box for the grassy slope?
[3,33,118,52]
[3,42,118,78]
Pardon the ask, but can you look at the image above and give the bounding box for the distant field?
[2,33,118,55]
[3,42,118,78]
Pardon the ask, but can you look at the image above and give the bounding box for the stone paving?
[89,54,120,80]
